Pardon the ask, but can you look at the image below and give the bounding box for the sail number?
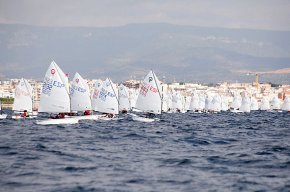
[70,85,86,94]
[140,83,158,96]
[42,77,65,95]
[99,88,115,101]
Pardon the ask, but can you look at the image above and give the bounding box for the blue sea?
[0,111,290,192]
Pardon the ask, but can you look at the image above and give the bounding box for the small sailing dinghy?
[70,72,99,120]
[281,96,290,112]
[36,61,79,125]
[0,100,7,119]
[12,78,37,119]
[131,70,162,122]
[118,84,131,113]
[92,78,120,121]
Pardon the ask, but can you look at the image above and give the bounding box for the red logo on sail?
[51,69,56,75]
[76,78,79,83]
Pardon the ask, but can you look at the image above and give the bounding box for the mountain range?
[1,23,290,83]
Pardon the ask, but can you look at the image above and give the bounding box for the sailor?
[104,113,114,118]
[84,110,91,115]
[21,110,29,117]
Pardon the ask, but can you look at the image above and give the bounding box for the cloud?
[0,0,290,30]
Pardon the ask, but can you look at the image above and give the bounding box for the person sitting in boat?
[121,109,128,114]
[145,112,155,118]
[84,110,91,116]
[21,110,29,117]
[65,112,76,116]
[51,113,65,119]
[104,113,114,118]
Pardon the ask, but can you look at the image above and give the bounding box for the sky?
[0,0,290,31]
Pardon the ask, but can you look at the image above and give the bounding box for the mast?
[110,79,119,114]
[151,70,162,115]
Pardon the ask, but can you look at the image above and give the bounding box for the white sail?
[221,96,229,111]
[205,95,212,111]
[230,93,242,109]
[118,84,131,112]
[260,97,270,111]
[282,96,290,111]
[210,94,222,112]
[12,78,33,112]
[70,72,92,111]
[189,93,199,111]
[129,89,138,109]
[270,95,281,110]
[94,78,119,114]
[91,80,103,111]
[250,97,259,111]
[161,91,169,112]
[240,95,251,112]
[198,94,205,111]
[171,91,183,112]
[135,70,162,114]
[38,61,70,113]
[184,96,191,111]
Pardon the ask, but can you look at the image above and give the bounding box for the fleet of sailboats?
[1,61,289,123]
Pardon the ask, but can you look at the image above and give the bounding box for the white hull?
[130,114,159,122]
[75,115,101,120]
[98,116,119,121]
[230,109,244,113]
[12,115,37,120]
[36,118,79,125]
[0,114,7,119]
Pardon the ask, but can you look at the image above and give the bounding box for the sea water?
[0,111,289,191]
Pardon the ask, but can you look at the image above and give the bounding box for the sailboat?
[198,94,206,112]
[12,78,37,119]
[260,97,270,111]
[36,61,78,125]
[70,73,99,120]
[240,94,251,113]
[131,70,162,122]
[210,94,222,113]
[118,84,131,113]
[92,78,119,120]
[270,95,281,111]
[189,93,200,112]
[281,96,290,112]
[250,97,259,111]
[171,91,184,112]
[221,95,229,111]
[0,100,7,119]
[230,93,242,113]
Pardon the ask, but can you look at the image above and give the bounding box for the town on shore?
[1,77,289,111]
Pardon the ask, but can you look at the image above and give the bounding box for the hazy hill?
[1,23,290,83]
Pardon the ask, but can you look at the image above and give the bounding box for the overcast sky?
[0,0,290,30]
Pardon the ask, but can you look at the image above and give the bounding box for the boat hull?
[36,118,79,125]
[75,115,101,120]
[12,115,37,120]
[130,113,159,122]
